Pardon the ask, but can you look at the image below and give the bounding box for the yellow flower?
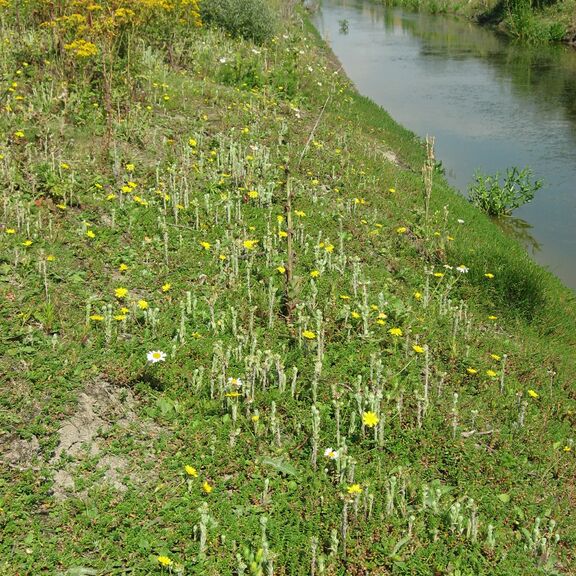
[114,314,127,321]
[528,389,539,399]
[157,556,173,567]
[5,228,16,234]
[184,465,198,477]
[46,255,55,261]
[137,300,149,310]
[277,215,285,223]
[248,190,259,199]
[114,287,128,299]
[86,230,96,238]
[278,230,288,238]
[347,484,363,495]
[243,239,258,250]
[310,270,320,278]
[396,226,407,234]
[89,314,104,321]
[200,241,211,250]
[362,411,379,428]
[107,194,117,201]
[219,254,227,261]
[433,272,444,278]
[351,311,361,319]
[486,370,497,378]
[125,163,135,172]
[388,187,396,193]
[302,330,316,340]
[413,291,422,300]
[466,368,478,375]
[251,414,260,422]
[340,295,351,300]
[294,210,306,217]
[22,239,33,247]
[202,481,213,494]
[119,263,128,271]
[484,273,495,279]
[388,327,403,337]
[563,445,571,452]
[488,315,498,320]
[412,345,425,354]
[490,354,501,361]
[324,243,334,253]
[162,283,171,292]
[277,266,286,274]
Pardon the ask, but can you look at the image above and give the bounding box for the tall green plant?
[468,166,542,216]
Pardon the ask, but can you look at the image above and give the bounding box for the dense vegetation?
[1,0,575,574]
[381,0,576,44]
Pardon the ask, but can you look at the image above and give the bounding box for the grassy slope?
[1,3,576,575]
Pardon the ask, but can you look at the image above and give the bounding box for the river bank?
[313,0,576,291]
[1,0,575,572]
[376,0,576,44]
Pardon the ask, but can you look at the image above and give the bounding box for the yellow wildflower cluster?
[41,0,202,65]
[64,38,98,58]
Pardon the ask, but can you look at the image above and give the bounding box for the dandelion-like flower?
[302,330,316,340]
[184,465,198,477]
[147,350,166,363]
[412,345,425,354]
[243,239,258,249]
[528,389,539,399]
[362,411,379,428]
[347,484,362,494]
[202,481,213,494]
[114,287,128,299]
[388,327,403,337]
[157,556,173,567]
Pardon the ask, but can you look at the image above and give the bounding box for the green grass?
[1,2,575,575]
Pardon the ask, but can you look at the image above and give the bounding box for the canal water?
[313,0,576,290]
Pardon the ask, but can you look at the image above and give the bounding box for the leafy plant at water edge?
[468,166,543,216]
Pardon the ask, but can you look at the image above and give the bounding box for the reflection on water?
[314,0,576,290]
[496,215,541,255]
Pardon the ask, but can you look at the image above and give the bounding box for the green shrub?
[201,0,278,44]
[468,166,542,217]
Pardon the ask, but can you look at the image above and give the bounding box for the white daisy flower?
[147,350,166,363]
[324,448,339,460]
